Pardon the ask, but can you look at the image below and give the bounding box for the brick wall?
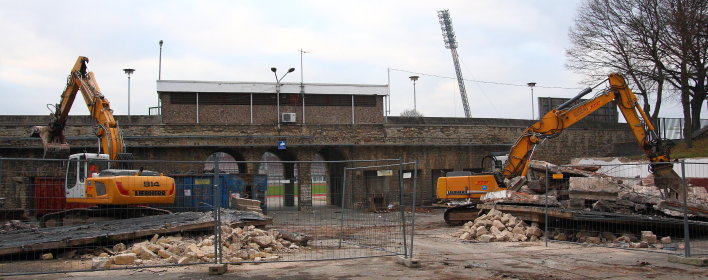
[160,93,383,124]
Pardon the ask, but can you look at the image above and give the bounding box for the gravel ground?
[3,209,707,280]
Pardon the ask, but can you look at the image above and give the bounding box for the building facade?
[157,81,388,125]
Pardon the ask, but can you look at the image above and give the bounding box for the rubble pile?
[546,228,679,249]
[452,209,543,242]
[491,160,708,219]
[1,220,36,233]
[88,225,308,268]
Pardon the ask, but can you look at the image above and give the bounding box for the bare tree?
[400,109,424,118]
[567,0,707,146]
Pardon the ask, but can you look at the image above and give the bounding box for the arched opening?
[311,153,327,207]
[204,151,245,174]
[318,148,347,206]
[259,150,298,209]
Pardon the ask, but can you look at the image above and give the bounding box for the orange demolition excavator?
[31,56,175,226]
[437,73,679,225]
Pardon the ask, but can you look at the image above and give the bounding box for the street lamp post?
[271,67,295,129]
[527,82,536,120]
[409,76,419,112]
[158,40,163,80]
[123,68,135,117]
[299,48,309,123]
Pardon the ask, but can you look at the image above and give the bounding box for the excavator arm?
[31,56,125,160]
[501,73,679,196]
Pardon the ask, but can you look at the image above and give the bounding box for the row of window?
[169,92,378,107]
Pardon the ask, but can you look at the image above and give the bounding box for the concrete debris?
[519,159,708,219]
[73,225,309,265]
[230,197,263,214]
[481,190,559,206]
[546,228,676,249]
[453,209,540,243]
[528,160,605,178]
[569,177,619,201]
[1,220,36,233]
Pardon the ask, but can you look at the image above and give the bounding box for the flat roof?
[157,80,389,96]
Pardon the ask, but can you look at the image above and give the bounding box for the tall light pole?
[527,82,536,120]
[123,68,135,117]
[299,48,309,123]
[271,67,295,129]
[158,40,163,80]
[409,75,419,112]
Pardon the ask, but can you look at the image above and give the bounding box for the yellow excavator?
[31,56,175,226]
[437,73,679,225]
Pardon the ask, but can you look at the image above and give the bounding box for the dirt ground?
[3,209,707,280]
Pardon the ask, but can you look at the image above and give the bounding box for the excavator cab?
[65,153,110,200]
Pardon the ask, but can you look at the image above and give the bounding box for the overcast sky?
[0,0,700,120]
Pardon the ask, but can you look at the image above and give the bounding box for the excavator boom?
[31,56,124,159]
[502,73,676,188]
[438,73,680,224]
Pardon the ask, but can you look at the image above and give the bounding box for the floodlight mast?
[438,9,471,118]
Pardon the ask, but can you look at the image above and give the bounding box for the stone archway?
[318,147,347,206]
[204,150,247,174]
[258,149,298,209]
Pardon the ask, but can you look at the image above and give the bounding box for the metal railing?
[0,157,416,276]
[542,161,708,257]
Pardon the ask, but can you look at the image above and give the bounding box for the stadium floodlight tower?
[438,9,471,118]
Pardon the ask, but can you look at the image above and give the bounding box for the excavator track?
[443,202,483,226]
[39,206,172,228]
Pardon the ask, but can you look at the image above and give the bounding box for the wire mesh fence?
[0,157,416,276]
[543,161,708,257]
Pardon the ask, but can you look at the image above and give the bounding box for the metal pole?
[351,95,355,125]
[127,75,131,117]
[196,92,199,124]
[544,164,549,247]
[413,79,417,112]
[410,161,418,258]
[158,40,163,80]
[681,160,690,257]
[213,155,221,264]
[339,166,347,249]
[399,159,408,258]
[531,87,534,120]
[276,84,281,129]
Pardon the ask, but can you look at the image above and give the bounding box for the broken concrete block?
[585,237,601,244]
[492,220,506,231]
[490,226,502,236]
[41,253,53,260]
[641,231,657,244]
[476,226,489,236]
[177,255,197,265]
[526,226,543,238]
[661,236,672,244]
[113,243,127,253]
[556,232,568,241]
[137,245,158,260]
[253,235,274,247]
[113,253,137,265]
[601,232,617,242]
[460,232,471,240]
[157,249,174,259]
[150,234,160,244]
[569,177,619,200]
[478,234,495,243]
[91,257,112,269]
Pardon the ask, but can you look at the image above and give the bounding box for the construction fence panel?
[0,157,221,276]
[218,159,416,264]
[544,161,708,257]
[0,157,415,276]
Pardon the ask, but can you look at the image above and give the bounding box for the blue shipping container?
[159,174,267,212]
